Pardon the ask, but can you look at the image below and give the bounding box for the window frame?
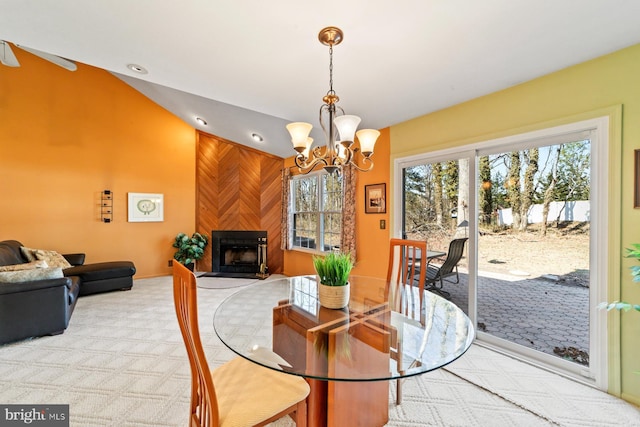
[289,171,343,253]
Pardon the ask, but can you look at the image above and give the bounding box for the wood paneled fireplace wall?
[196,131,284,274]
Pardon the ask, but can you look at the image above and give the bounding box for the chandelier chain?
[328,44,334,96]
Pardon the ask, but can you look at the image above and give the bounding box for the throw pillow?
[0,260,48,272]
[0,267,63,283]
[20,246,38,262]
[33,249,72,269]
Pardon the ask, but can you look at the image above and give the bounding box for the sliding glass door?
[402,154,474,316]
[476,136,592,370]
[395,117,610,389]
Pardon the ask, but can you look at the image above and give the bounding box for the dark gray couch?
[0,240,136,344]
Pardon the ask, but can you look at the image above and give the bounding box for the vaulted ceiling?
[2,1,640,157]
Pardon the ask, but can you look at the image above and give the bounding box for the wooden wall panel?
[261,156,284,273]
[196,131,284,273]
[196,133,218,273]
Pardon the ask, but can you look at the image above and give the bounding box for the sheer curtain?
[280,168,291,250]
[341,164,357,259]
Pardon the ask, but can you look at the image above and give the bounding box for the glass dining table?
[213,275,474,427]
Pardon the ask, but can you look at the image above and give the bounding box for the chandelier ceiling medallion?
[286,26,379,174]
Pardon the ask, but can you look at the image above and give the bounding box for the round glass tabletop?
[213,275,474,382]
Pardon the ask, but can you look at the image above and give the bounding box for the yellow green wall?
[0,48,196,278]
[390,44,640,404]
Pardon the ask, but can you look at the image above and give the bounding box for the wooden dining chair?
[172,262,310,427]
[386,238,427,405]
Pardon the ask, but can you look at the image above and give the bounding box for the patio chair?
[387,238,427,405]
[172,262,309,427]
[424,237,468,299]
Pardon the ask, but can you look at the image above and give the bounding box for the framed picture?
[128,193,164,222]
[365,183,386,214]
[635,150,640,208]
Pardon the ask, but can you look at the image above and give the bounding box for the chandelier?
[286,27,379,174]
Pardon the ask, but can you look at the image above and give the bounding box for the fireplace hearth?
[201,230,267,278]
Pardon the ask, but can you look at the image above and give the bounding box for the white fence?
[497,200,590,226]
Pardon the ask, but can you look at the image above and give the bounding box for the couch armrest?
[63,253,85,266]
[0,277,73,296]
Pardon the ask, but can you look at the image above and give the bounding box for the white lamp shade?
[355,129,380,154]
[334,115,361,142]
[302,137,313,158]
[286,122,313,149]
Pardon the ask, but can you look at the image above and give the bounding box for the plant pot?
[184,262,195,272]
[318,282,350,309]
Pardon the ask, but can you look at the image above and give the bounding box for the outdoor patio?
[432,268,590,365]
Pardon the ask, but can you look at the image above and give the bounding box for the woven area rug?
[195,273,287,289]
[0,276,638,426]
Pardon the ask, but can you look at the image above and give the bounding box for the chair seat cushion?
[213,356,309,427]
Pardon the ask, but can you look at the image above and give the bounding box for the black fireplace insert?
[203,230,267,278]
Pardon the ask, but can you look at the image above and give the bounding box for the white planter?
[318,282,350,309]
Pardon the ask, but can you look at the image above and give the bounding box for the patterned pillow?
[0,267,63,283]
[0,260,48,272]
[20,246,37,262]
[33,249,72,269]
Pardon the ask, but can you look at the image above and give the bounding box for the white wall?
[498,201,590,225]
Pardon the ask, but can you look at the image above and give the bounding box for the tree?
[540,145,561,236]
[444,160,459,229]
[553,141,591,224]
[403,165,431,235]
[433,162,444,227]
[457,159,470,235]
[507,151,522,229]
[519,148,539,231]
[479,155,493,225]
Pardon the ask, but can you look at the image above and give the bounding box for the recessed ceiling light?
[127,63,148,74]
[196,117,207,126]
[251,133,264,142]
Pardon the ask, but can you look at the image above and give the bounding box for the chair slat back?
[173,262,219,427]
[387,239,427,321]
[439,238,468,275]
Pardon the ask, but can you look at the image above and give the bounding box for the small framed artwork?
[635,150,640,208]
[128,193,164,222]
[365,183,386,214]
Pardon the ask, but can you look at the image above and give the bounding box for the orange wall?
[0,48,196,278]
[283,128,391,278]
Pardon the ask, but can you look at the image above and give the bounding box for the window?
[290,172,342,252]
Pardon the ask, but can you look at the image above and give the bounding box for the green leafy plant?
[313,252,354,286]
[173,232,209,268]
[599,243,640,313]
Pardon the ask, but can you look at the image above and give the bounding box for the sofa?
[0,240,136,345]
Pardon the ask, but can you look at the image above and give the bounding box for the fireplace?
[205,230,267,278]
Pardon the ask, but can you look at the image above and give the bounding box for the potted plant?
[600,243,640,314]
[313,251,354,309]
[173,232,209,272]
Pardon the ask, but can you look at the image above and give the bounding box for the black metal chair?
[424,237,468,299]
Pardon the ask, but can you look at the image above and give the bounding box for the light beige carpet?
[0,276,638,426]
[196,273,287,289]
